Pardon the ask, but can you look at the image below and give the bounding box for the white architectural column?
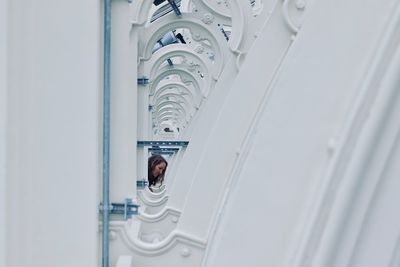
[0,0,8,265]
[5,0,100,266]
[136,84,148,140]
[109,0,137,202]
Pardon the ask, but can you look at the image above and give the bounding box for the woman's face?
[152,162,166,177]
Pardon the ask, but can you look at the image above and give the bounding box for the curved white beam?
[139,13,228,76]
[155,101,187,118]
[154,92,193,112]
[150,66,205,99]
[144,44,216,81]
[151,82,197,108]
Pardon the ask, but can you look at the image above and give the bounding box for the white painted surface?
[2,0,400,266]
[110,0,138,202]
[5,0,100,266]
[0,0,8,266]
[178,0,293,239]
[116,255,133,267]
[311,17,400,266]
[203,0,400,266]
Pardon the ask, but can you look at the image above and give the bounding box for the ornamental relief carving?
[192,0,231,19]
[201,13,215,24]
[282,0,307,33]
[136,0,294,138]
[129,0,311,260]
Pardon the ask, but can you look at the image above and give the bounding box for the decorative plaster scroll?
[180,29,219,62]
[191,0,231,19]
[105,222,206,256]
[138,13,228,74]
[225,0,253,55]
[282,0,307,33]
[191,0,269,62]
[138,207,183,243]
[250,0,265,16]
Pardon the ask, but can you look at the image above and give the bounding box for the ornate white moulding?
[101,222,206,259]
[138,13,228,73]
[138,206,182,224]
[137,189,169,208]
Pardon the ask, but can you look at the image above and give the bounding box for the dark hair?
[148,154,168,189]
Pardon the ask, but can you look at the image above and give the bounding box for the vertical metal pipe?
[102,0,111,266]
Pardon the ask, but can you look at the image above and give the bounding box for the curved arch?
[137,190,169,208]
[151,82,196,108]
[144,44,216,80]
[154,107,185,120]
[139,13,228,74]
[150,66,204,99]
[159,113,186,124]
[138,206,180,223]
[154,109,188,126]
[142,44,217,96]
[131,0,153,25]
[156,110,185,123]
[155,101,187,118]
[138,193,168,208]
[156,111,185,122]
[191,0,232,19]
[155,105,187,123]
[155,100,186,112]
[228,0,255,54]
[282,0,301,33]
[152,79,200,107]
[152,81,195,102]
[154,92,193,113]
[153,110,181,121]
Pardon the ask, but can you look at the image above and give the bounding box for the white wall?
[109,0,138,202]
[203,0,399,266]
[0,0,8,265]
[5,0,101,266]
[3,0,400,266]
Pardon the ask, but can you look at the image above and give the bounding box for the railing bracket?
[137,180,149,189]
[138,77,150,85]
[137,140,189,147]
[99,198,139,220]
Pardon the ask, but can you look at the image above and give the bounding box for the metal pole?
[167,0,181,16]
[102,0,111,266]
